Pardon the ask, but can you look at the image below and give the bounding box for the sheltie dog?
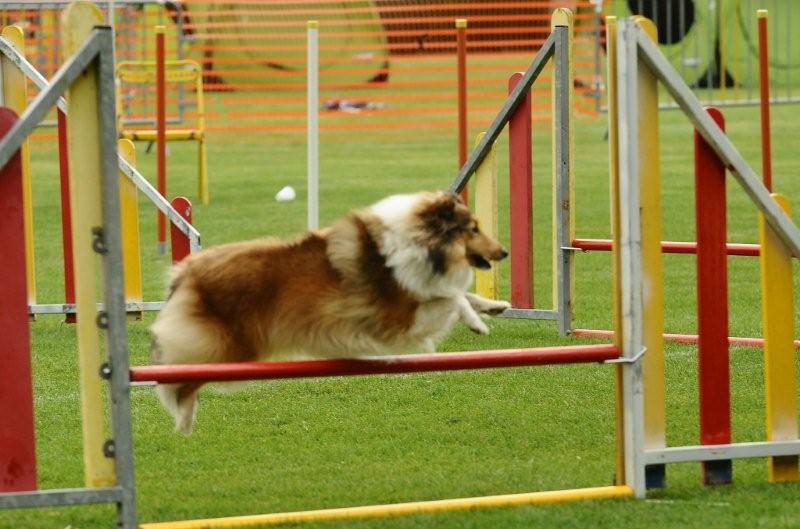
[151,191,510,434]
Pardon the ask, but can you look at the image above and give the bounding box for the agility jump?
[0,20,200,321]
[471,10,799,350]
[0,6,799,529]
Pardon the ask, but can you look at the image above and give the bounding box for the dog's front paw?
[468,318,490,335]
[483,300,511,316]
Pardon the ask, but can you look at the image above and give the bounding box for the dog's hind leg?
[464,292,510,315]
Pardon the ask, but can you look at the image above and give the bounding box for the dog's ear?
[422,193,467,239]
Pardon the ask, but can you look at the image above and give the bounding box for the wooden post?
[170,196,193,264]
[58,109,77,323]
[508,72,533,309]
[456,18,468,203]
[760,194,799,482]
[119,139,143,320]
[695,107,732,485]
[62,1,117,487]
[634,16,667,489]
[0,106,37,492]
[474,132,498,299]
[156,25,167,253]
[1,25,36,307]
[757,10,772,192]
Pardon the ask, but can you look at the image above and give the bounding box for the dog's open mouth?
[468,254,492,270]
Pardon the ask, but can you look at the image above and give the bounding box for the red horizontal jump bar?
[130,344,620,384]
[572,238,760,257]
[573,329,800,349]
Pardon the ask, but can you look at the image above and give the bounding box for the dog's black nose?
[500,249,509,259]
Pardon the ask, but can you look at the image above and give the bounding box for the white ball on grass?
[275,185,296,202]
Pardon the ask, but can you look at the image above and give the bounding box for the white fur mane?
[369,193,473,300]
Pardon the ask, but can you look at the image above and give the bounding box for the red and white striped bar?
[573,329,800,350]
[130,344,620,384]
[571,238,760,257]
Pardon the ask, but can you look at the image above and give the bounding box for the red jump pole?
[170,196,192,264]
[131,344,620,384]
[757,10,772,192]
[571,238,760,257]
[0,107,37,492]
[508,71,533,309]
[695,107,732,485]
[57,109,76,324]
[456,18,468,203]
[572,328,800,350]
[156,25,167,254]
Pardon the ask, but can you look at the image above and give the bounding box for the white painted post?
[307,20,319,230]
[616,19,647,499]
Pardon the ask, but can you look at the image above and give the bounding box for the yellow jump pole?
[551,8,574,321]
[140,485,633,529]
[605,15,626,486]
[195,63,209,205]
[62,0,117,488]
[759,194,799,483]
[633,16,667,489]
[118,139,143,320]
[1,25,36,308]
[473,132,498,299]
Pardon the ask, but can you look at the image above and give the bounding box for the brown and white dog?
[151,191,510,434]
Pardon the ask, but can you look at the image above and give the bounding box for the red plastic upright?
[170,196,193,264]
[508,72,533,308]
[57,109,76,323]
[0,107,37,492]
[695,107,732,485]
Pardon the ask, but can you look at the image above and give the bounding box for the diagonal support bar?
[634,28,800,257]
[0,34,200,251]
[0,30,104,171]
[449,32,555,194]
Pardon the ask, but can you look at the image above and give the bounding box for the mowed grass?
[3,94,800,529]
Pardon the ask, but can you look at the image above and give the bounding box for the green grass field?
[3,92,800,529]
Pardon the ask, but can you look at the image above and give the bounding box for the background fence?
[2,0,599,139]
[2,0,799,139]
[602,0,800,108]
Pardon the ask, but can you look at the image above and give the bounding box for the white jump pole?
[307,20,319,230]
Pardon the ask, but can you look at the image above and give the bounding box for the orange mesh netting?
[3,1,600,139]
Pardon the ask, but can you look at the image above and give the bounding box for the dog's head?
[414,191,508,273]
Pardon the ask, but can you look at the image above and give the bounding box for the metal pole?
[553,21,572,335]
[96,26,138,529]
[615,19,647,498]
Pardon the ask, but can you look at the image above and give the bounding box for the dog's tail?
[155,382,202,436]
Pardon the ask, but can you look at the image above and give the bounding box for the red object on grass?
[0,107,37,492]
